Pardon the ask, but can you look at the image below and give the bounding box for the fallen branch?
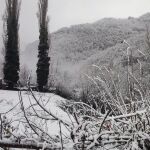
[0,140,60,150]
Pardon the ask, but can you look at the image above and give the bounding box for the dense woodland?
[19,13,150,101]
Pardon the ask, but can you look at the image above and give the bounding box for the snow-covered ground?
[0,90,71,136]
[1,90,149,149]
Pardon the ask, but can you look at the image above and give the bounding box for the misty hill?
[21,13,150,88]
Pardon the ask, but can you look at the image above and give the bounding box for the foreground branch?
[0,140,60,150]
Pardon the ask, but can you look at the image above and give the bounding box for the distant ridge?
[20,13,150,87]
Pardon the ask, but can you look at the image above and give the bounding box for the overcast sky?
[0,0,150,50]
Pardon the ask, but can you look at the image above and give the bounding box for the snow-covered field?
[0,90,150,150]
[0,90,71,136]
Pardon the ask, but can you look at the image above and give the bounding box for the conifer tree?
[3,0,21,89]
[36,0,50,91]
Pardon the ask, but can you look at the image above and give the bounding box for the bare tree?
[20,65,30,87]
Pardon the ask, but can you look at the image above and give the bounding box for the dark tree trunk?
[36,0,50,92]
[3,0,21,90]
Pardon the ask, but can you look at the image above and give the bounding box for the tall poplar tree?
[36,0,50,92]
[3,0,21,89]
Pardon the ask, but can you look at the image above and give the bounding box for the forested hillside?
[20,13,150,94]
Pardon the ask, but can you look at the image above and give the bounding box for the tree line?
[2,0,50,92]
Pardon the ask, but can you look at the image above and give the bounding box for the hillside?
[21,13,150,89]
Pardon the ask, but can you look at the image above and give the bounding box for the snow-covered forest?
[0,0,150,149]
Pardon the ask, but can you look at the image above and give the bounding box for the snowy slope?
[0,90,71,136]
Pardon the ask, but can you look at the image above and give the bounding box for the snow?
[0,90,150,149]
[0,90,71,136]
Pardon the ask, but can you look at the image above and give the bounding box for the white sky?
[0,0,150,49]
